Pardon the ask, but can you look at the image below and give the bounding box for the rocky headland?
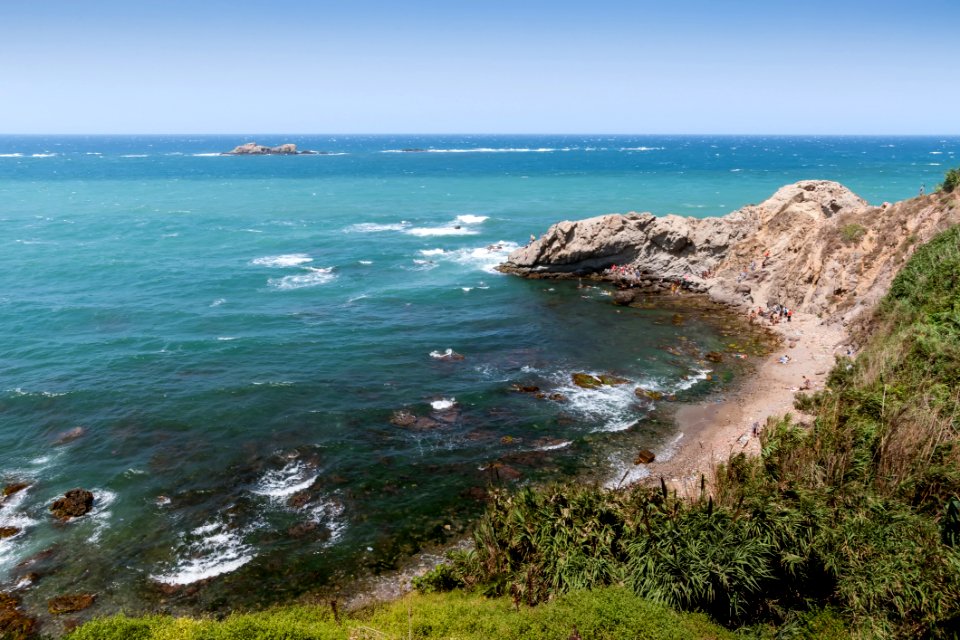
[222,142,319,155]
[500,181,960,489]
[499,180,960,329]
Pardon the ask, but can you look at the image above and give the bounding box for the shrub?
[840,223,867,244]
[941,167,960,194]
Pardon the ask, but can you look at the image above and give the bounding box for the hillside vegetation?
[59,214,960,639]
[416,224,960,638]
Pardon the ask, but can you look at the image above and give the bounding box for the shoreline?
[648,311,849,494]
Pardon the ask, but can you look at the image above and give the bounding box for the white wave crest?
[30,153,57,158]
[192,153,221,157]
[445,241,519,273]
[430,348,456,359]
[121,154,149,158]
[252,462,318,499]
[251,253,313,268]
[620,146,664,152]
[344,222,410,233]
[381,147,556,154]
[269,267,336,290]
[419,248,446,257]
[405,226,477,237]
[0,153,24,158]
[431,398,456,411]
[151,519,254,586]
[455,214,488,225]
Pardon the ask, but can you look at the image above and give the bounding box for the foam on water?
[430,398,456,411]
[268,267,336,290]
[252,461,318,499]
[405,226,477,237]
[419,248,446,257]
[0,153,24,158]
[344,222,410,233]
[251,253,313,267]
[151,519,255,586]
[444,241,519,273]
[0,490,38,571]
[454,214,488,224]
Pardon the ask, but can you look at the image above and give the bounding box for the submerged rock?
[389,410,418,428]
[47,593,96,615]
[612,289,638,306]
[0,592,36,638]
[49,489,95,520]
[54,426,86,445]
[0,527,20,539]
[598,374,630,386]
[635,450,656,464]
[635,388,663,401]
[511,384,540,393]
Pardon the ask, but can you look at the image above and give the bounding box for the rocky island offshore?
[221,142,320,155]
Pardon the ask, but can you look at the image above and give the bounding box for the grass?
[64,588,732,640]
[840,223,867,244]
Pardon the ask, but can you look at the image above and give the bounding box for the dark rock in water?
[47,593,96,615]
[389,410,418,428]
[412,417,441,430]
[49,489,95,520]
[0,527,20,539]
[287,521,319,538]
[286,491,313,509]
[635,387,663,401]
[572,373,602,389]
[2,482,29,499]
[0,592,36,638]
[488,464,521,482]
[511,384,540,393]
[612,289,638,306]
[598,374,630,386]
[635,449,656,464]
[432,408,460,424]
[705,351,724,363]
[222,142,316,155]
[54,426,86,445]
[433,349,465,361]
[548,393,567,402]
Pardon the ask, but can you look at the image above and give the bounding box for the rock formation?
[222,142,318,155]
[499,181,960,326]
[49,489,95,520]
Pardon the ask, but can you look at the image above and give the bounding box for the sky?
[1,0,958,134]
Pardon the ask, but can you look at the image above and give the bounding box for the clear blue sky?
[1,0,957,134]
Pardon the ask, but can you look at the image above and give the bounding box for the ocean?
[0,135,956,621]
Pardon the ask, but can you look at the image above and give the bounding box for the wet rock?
[433,350,465,361]
[511,384,540,393]
[286,491,312,509]
[635,388,663,401]
[572,373,602,389]
[671,313,685,326]
[222,142,315,155]
[48,593,96,615]
[2,483,29,499]
[705,351,724,363]
[432,408,461,424]
[49,489,95,520]
[287,521,319,538]
[0,592,36,639]
[598,374,629,386]
[635,450,656,464]
[412,417,441,430]
[548,393,567,402]
[488,464,521,482]
[0,527,20,539]
[612,289,638,306]
[54,426,86,445]
[389,410,418,428]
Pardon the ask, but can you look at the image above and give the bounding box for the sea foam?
[151,519,254,585]
[250,253,313,268]
[268,267,336,290]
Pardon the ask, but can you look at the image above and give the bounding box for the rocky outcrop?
[49,489,94,520]
[500,181,960,325]
[222,142,318,155]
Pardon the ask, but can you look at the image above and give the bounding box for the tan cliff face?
[499,180,960,325]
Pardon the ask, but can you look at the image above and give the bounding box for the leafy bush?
[941,167,960,194]
[840,223,867,244]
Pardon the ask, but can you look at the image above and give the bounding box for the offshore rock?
[47,593,96,615]
[222,142,318,155]
[2,482,29,499]
[0,527,20,539]
[49,489,95,520]
[500,181,960,326]
[635,449,656,464]
[572,373,602,389]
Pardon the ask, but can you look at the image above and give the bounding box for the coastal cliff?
[500,180,960,326]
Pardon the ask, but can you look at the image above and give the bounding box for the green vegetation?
[65,588,731,640]
[417,226,960,638]
[940,167,960,194]
[840,222,867,244]
[65,226,960,639]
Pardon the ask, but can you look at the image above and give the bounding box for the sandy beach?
[649,313,849,495]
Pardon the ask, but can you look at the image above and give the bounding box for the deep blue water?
[0,135,956,622]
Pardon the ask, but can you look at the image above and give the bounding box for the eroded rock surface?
[500,181,960,326]
[223,142,317,155]
[49,489,95,521]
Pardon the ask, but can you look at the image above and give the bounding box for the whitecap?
[419,248,446,257]
[192,152,221,157]
[358,260,373,265]
[431,398,456,411]
[269,267,336,290]
[217,336,237,341]
[930,151,944,155]
[121,154,149,158]
[151,520,254,586]
[251,253,313,268]
[344,222,410,233]
[210,298,226,307]
[252,461,318,499]
[550,371,652,433]
[382,147,555,154]
[444,241,520,273]
[619,146,664,151]
[429,348,456,359]
[461,287,473,292]
[30,153,56,158]
[406,226,477,237]
[454,214,488,225]
[0,153,24,158]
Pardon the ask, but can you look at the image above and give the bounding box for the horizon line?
[2,132,960,137]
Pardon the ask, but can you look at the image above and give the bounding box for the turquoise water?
[0,135,957,622]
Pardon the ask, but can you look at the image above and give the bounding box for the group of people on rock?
[750,303,793,325]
